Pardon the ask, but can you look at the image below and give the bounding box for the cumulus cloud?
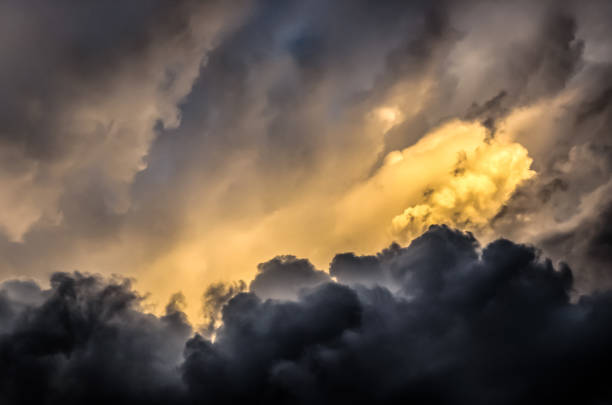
[389,122,535,241]
[2,226,612,404]
[0,0,612,377]
[0,272,192,404]
[250,255,331,300]
[201,280,246,338]
[331,119,534,255]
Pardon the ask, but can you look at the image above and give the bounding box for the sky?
[1,1,612,403]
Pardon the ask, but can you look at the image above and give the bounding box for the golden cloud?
[334,119,535,250]
[390,134,535,241]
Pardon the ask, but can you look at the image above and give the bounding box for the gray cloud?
[201,280,246,338]
[0,0,608,290]
[491,61,612,290]
[0,2,611,401]
[250,255,330,300]
[0,0,244,280]
[0,272,192,404]
[1,226,612,403]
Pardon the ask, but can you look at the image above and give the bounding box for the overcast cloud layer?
[1,0,612,316]
[1,0,612,402]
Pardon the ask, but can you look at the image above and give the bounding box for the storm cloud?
[2,1,612,402]
[0,0,610,313]
[1,226,612,404]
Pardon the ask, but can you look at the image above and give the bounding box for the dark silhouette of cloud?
[0,272,192,404]
[0,0,609,306]
[2,226,612,404]
[201,280,246,338]
[1,1,612,402]
[250,255,330,300]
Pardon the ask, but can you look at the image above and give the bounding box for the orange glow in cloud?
[390,132,535,241]
[137,118,535,322]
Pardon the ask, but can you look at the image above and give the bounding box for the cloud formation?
[0,0,241,241]
[0,0,611,338]
[2,226,612,404]
[250,255,330,300]
[384,120,535,242]
[2,2,612,401]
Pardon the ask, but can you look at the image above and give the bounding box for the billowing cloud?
[3,2,612,401]
[390,131,535,240]
[0,272,192,403]
[2,226,612,403]
[0,0,245,242]
[0,0,611,337]
[250,255,330,300]
[345,120,535,243]
[200,280,246,338]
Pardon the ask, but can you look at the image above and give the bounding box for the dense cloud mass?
[1,226,612,404]
[2,0,612,402]
[250,255,331,300]
[0,0,611,314]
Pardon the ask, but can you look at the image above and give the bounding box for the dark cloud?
[1,226,612,404]
[201,280,246,338]
[0,272,192,404]
[250,255,330,300]
[464,90,508,134]
[0,0,608,298]
[1,1,612,402]
[330,251,386,287]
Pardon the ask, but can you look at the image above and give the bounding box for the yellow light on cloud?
[390,124,535,241]
[137,118,536,323]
